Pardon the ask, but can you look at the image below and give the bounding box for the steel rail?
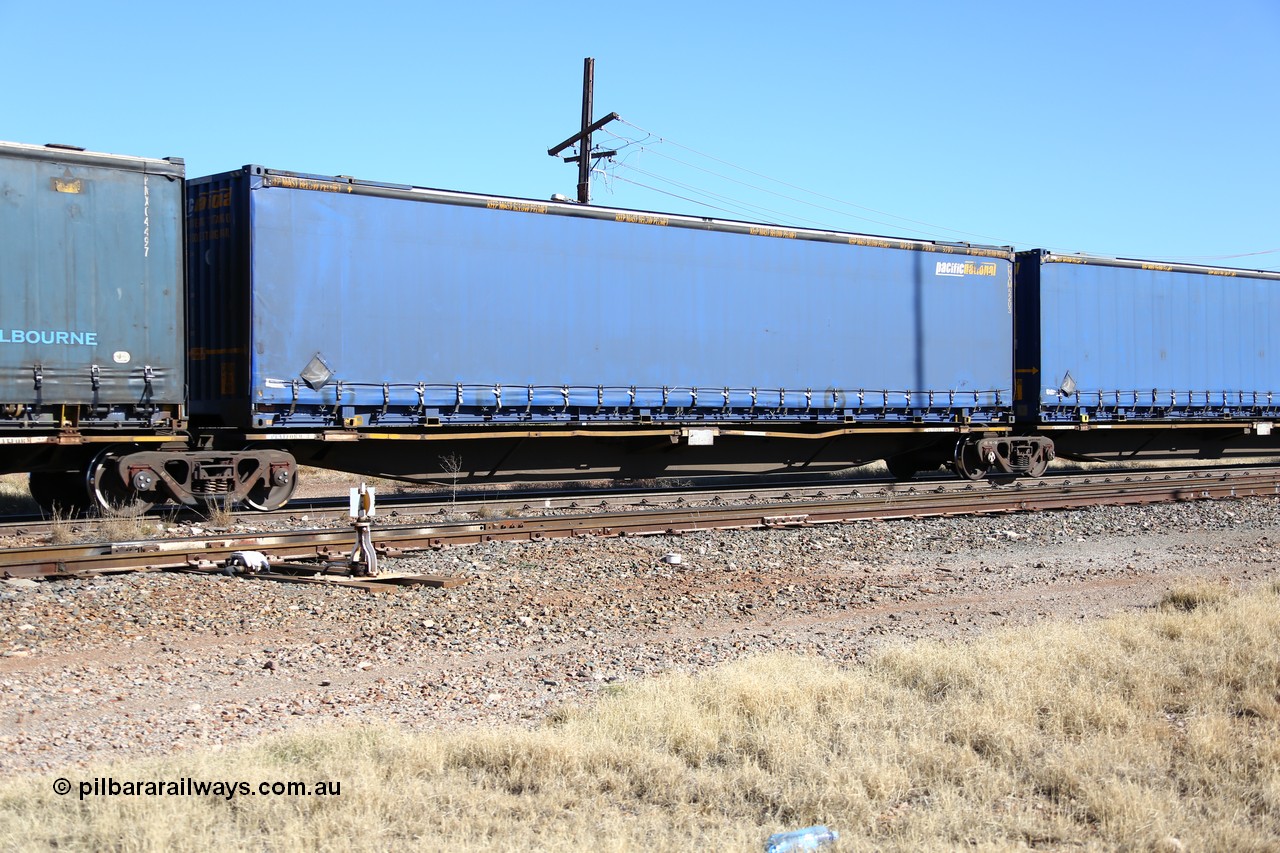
[0,472,909,532]
[2,468,1277,580]
[5,462,1277,537]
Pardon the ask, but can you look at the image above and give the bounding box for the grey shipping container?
[0,141,185,440]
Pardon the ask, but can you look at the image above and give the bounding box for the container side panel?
[1036,260,1280,420]
[243,186,1013,425]
[0,149,184,409]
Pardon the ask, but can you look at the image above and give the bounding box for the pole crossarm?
[547,111,621,158]
[562,149,617,164]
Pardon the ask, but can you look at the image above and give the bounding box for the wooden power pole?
[547,57,620,204]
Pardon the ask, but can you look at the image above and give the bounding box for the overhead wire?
[1147,248,1280,262]
[608,161,852,231]
[604,126,979,241]
[598,170,759,220]
[603,118,1277,269]
[613,118,1029,245]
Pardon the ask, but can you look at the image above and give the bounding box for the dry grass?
[844,455,1280,480]
[2,580,1278,851]
[25,501,169,546]
[0,473,38,514]
[1158,578,1235,612]
[1052,454,1280,472]
[293,466,431,499]
[199,497,236,529]
[46,504,80,545]
[93,502,166,542]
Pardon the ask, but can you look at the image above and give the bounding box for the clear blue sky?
[3,0,1276,268]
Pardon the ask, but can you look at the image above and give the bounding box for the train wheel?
[240,453,298,512]
[952,440,990,481]
[28,471,91,516]
[1026,455,1050,478]
[87,447,158,515]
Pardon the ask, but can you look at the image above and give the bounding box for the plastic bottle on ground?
[764,824,839,852]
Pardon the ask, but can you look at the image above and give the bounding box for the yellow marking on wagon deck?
[615,212,669,226]
[849,237,894,248]
[847,238,1010,259]
[749,226,796,239]
[267,176,353,193]
[486,200,548,214]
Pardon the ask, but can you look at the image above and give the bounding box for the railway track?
[2,465,1277,582]
[0,473,889,533]
[3,461,1277,537]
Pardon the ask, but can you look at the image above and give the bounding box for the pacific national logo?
[935,260,998,278]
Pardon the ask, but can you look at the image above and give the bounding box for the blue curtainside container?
[1014,250,1280,424]
[0,141,185,430]
[187,166,1015,432]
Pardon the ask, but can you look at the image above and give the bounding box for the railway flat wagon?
[1014,250,1280,462]
[186,165,1045,491]
[0,141,187,508]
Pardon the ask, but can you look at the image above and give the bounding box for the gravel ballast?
[2,496,1276,773]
